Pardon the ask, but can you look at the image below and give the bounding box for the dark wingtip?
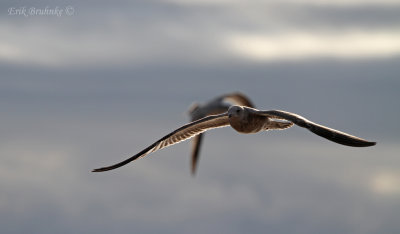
[337,139,377,147]
[190,159,198,177]
[92,168,106,172]
[308,124,377,148]
[351,140,376,147]
[92,166,116,172]
[343,140,376,147]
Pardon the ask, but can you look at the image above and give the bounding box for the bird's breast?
[229,115,267,134]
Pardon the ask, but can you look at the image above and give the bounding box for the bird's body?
[188,92,255,174]
[93,105,376,172]
[228,106,293,133]
[229,112,266,133]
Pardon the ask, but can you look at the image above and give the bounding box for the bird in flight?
[188,92,255,175]
[92,105,376,172]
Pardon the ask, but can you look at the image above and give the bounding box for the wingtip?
[190,167,197,177]
[92,167,108,172]
[190,161,197,176]
[358,140,376,147]
[352,140,376,147]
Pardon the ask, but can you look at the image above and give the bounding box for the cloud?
[0,21,142,67]
[370,171,400,196]
[225,31,400,61]
[0,69,398,233]
[166,0,400,7]
[0,0,399,68]
[2,21,399,68]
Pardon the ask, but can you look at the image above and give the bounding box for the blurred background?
[1,0,399,233]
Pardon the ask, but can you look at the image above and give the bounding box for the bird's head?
[228,105,245,119]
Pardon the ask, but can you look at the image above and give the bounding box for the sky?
[1,0,400,233]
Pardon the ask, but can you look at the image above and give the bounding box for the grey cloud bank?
[1,0,400,67]
[1,63,398,233]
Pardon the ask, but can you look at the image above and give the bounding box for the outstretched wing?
[258,110,376,147]
[92,113,229,172]
[222,92,255,108]
[190,133,203,175]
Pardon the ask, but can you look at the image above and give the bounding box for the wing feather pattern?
[259,110,376,147]
[92,113,229,172]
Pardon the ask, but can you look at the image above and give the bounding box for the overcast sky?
[1,0,400,233]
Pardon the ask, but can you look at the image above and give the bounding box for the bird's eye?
[236,109,240,113]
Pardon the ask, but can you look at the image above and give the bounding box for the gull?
[188,92,255,175]
[92,105,376,172]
